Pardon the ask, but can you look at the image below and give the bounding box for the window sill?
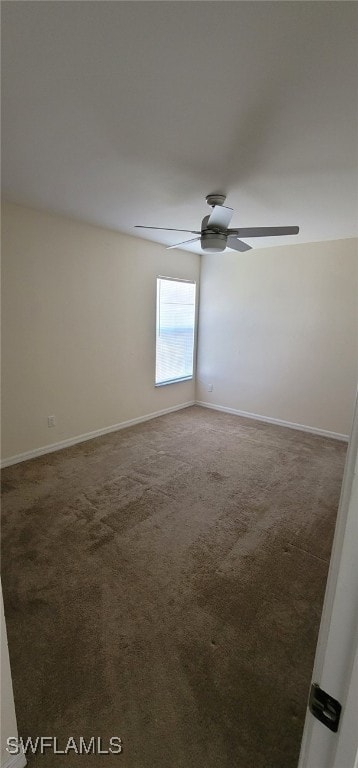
[155,376,193,387]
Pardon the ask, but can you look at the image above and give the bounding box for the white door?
[298,392,358,768]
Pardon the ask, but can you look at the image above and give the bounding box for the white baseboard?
[196,400,349,442]
[0,401,195,468]
[1,752,27,768]
[1,399,348,467]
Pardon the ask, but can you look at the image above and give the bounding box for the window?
[155,277,196,386]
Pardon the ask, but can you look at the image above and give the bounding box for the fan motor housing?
[201,232,227,253]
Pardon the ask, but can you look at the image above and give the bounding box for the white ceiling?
[2,1,358,252]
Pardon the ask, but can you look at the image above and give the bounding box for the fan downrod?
[206,193,226,208]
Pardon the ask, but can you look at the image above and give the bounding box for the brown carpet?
[1,406,346,768]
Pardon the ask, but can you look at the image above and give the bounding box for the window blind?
[155,277,196,386]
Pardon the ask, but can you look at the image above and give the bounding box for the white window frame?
[155,275,197,387]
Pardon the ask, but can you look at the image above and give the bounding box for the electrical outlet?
[208,384,213,392]
[47,415,56,428]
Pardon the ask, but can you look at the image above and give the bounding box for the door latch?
[309,683,341,732]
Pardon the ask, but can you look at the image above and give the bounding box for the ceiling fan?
[135,194,299,253]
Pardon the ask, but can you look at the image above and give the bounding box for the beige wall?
[1,583,20,766]
[1,203,200,460]
[196,239,358,436]
[2,203,357,460]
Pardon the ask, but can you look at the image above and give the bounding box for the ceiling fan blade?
[135,226,201,234]
[228,226,299,238]
[207,205,234,230]
[167,237,201,250]
[227,237,252,253]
